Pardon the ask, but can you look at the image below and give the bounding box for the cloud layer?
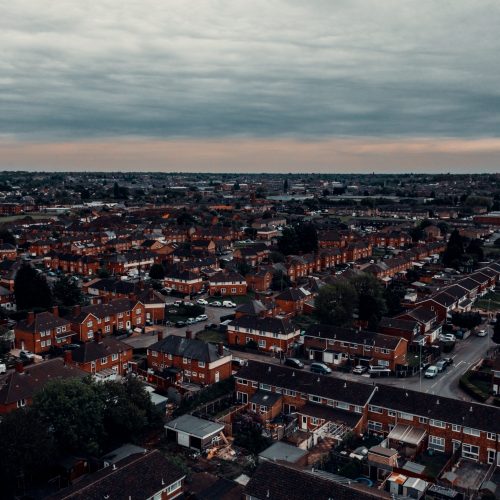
[1,0,500,142]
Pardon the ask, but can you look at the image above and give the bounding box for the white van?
[222,300,236,308]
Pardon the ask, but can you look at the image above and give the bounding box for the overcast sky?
[1,0,499,172]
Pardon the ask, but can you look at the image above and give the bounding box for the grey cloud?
[1,0,499,141]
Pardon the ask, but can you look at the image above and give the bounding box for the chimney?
[95,330,103,344]
[63,350,73,365]
[217,342,224,357]
[157,330,163,341]
[185,330,193,340]
[52,305,59,317]
[15,360,24,374]
[73,304,81,317]
[27,311,35,324]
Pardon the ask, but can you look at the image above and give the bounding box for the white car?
[197,298,208,305]
[424,366,439,378]
[196,314,208,322]
[477,329,487,337]
[439,334,456,342]
[20,350,35,360]
[210,301,222,307]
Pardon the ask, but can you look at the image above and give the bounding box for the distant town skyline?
[1,1,499,172]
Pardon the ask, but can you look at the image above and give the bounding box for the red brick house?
[164,269,204,295]
[208,271,247,296]
[303,324,408,371]
[67,299,145,342]
[227,315,300,354]
[14,307,74,353]
[68,333,133,377]
[275,287,311,316]
[147,332,232,385]
[245,269,272,292]
[0,358,86,414]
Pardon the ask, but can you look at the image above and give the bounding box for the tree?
[283,178,289,193]
[451,312,482,330]
[465,239,484,263]
[315,282,358,327]
[442,229,464,268]
[351,273,387,330]
[14,263,53,310]
[33,378,106,455]
[113,182,129,200]
[53,275,83,307]
[277,222,318,255]
[0,408,56,497]
[97,267,111,278]
[149,263,165,280]
[0,228,15,246]
[271,270,291,291]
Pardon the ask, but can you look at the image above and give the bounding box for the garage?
[165,414,226,451]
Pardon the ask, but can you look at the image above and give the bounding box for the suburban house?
[14,307,74,353]
[49,449,186,500]
[68,333,133,378]
[0,358,86,414]
[275,287,311,316]
[163,269,204,295]
[208,271,247,296]
[227,315,300,354]
[303,324,408,371]
[147,332,232,385]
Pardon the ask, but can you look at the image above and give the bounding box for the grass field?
[196,329,226,343]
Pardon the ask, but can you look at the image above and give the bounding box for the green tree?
[14,263,53,310]
[53,275,83,307]
[315,282,358,327]
[97,267,111,278]
[465,239,484,263]
[271,270,291,291]
[149,263,165,280]
[0,228,16,246]
[0,408,56,497]
[33,378,106,455]
[442,229,464,268]
[352,273,387,330]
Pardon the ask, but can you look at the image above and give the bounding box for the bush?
[459,373,489,402]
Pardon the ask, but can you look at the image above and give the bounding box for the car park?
[310,362,331,375]
[284,358,304,369]
[352,365,368,374]
[424,366,439,378]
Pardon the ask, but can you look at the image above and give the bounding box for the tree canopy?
[14,263,53,311]
[315,281,357,327]
[149,263,165,280]
[53,275,84,307]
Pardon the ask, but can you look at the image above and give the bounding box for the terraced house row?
[235,361,500,465]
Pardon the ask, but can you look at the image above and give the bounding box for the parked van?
[222,300,236,308]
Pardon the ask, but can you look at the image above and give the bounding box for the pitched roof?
[49,449,185,499]
[379,317,418,333]
[16,311,71,332]
[71,337,131,364]
[0,358,86,405]
[237,360,375,407]
[149,335,229,363]
[244,462,390,500]
[230,315,297,335]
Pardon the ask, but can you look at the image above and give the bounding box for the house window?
[118,313,123,318]
[337,401,349,410]
[88,331,94,339]
[199,373,204,379]
[429,435,445,452]
[136,309,142,314]
[168,354,172,360]
[487,432,496,441]
[311,417,319,425]
[419,417,428,424]
[369,405,383,414]
[258,339,266,348]
[388,410,396,417]
[192,371,197,377]
[327,399,334,406]
[309,395,321,403]
[105,316,110,321]
[252,381,258,388]
[452,424,461,432]
[41,341,46,348]
[151,351,158,357]
[487,449,496,465]
[101,357,107,364]
[462,444,479,461]
[231,288,236,293]
[184,370,191,377]
[198,361,205,368]
[260,383,271,391]
[463,427,480,437]
[430,419,446,428]
[105,325,111,333]
[87,321,93,327]
[398,412,413,421]
[112,353,118,361]
[183,357,189,364]
[368,421,382,432]
[61,326,66,332]
[221,288,226,293]
[17,399,26,408]
[46,339,51,346]
[56,327,61,334]
[354,406,362,414]
[237,378,247,385]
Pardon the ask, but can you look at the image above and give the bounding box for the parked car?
[435,359,448,372]
[476,329,487,337]
[222,300,236,308]
[284,358,304,369]
[424,365,439,378]
[186,318,196,325]
[197,298,208,305]
[0,363,6,374]
[443,357,454,367]
[352,365,368,374]
[19,350,35,360]
[63,344,81,351]
[196,314,208,322]
[439,333,456,342]
[310,362,331,375]
[175,321,186,328]
[210,301,222,307]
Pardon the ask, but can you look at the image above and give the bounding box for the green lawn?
[197,329,226,343]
